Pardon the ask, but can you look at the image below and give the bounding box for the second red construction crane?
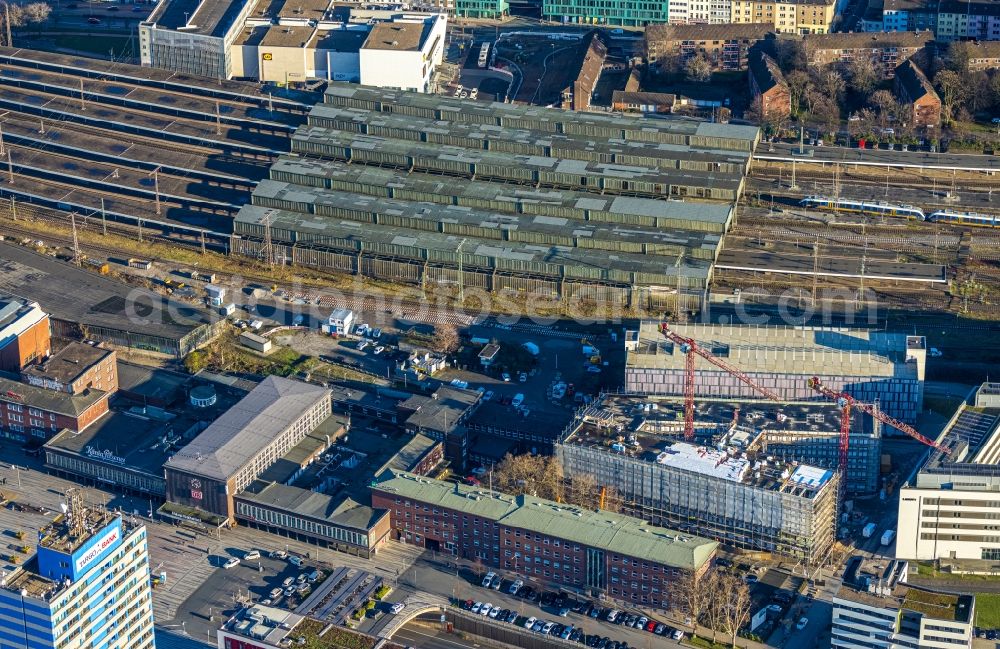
[659,323,783,441]
[807,376,950,488]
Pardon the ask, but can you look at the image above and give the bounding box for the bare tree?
[684,54,712,83]
[819,69,846,106]
[774,38,807,73]
[492,453,563,502]
[934,69,968,124]
[786,70,813,116]
[703,571,726,644]
[990,72,1000,111]
[672,572,711,633]
[0,2,50,46]
[943,40,973,76]
[719,572,754,648]
[847,56,879,98]
[431,322,460,355]
[565,472,600,511]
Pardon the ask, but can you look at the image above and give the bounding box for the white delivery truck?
[881,529,896,546]
[862,522,877,538]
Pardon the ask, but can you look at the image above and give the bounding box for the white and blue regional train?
[799,196,1000,227]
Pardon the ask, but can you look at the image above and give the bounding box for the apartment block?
[0,508,155,649]
[802,30,933,78]
[646,23,772,72]
[371,470,718,608]
[965,40,1000,70]
[625,322,926,424]
[865,0,1000,41]
[731,0,840,34]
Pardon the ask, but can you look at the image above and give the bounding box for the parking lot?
[455,570,685,649]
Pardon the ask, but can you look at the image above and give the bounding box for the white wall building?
[142,0,446,90]
[897,383,1000,564]
[358,17,446,92]
[326,307,354,335]
[832,559,974,649]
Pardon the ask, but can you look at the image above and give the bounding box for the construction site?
[557,397,841,563]
[569,322,952,563]
[625,322,927,424]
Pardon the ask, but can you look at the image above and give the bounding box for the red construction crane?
[659,323,782,441]
[807,376,950,488]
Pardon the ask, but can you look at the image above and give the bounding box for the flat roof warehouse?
[0,242,220,357]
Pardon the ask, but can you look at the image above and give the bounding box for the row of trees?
[674,570,755,648]
[0,1,51,46]
[490,453,625,513]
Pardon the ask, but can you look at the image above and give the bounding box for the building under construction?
[625,323,926,424]
[230,84,759,310]
[556,394,840,563]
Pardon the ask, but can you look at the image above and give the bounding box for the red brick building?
[749,50,791,120]
[895,59,941,128]
[0,295,50,373]
[371,471,717,609]
[22,342,118,395]
[802,31,933,79]
[0,376,110,441]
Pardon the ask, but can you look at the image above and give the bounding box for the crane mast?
[658,323,782,441]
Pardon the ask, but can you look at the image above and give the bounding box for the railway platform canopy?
[234,82,757,303]
[755,141,1000,172]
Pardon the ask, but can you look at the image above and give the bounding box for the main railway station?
[231,84,759,309]
[0,47,308,236]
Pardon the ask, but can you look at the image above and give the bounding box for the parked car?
[480,603,493,617]
[270,549,287,559]
[523,616,537,629]
[508,579,523,595]
[482,572,496,588]
[796,617,809,631]
[289,556,304,567]
[511,393,524,408]
[223,557,240,569]
[502,372,511,382]
[472,602,484,614]
[243,550,260,561]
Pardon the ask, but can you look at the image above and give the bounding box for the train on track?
[799,196,1000,227]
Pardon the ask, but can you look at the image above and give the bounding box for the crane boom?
[807,376,949,453]
[659,323,783,440]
